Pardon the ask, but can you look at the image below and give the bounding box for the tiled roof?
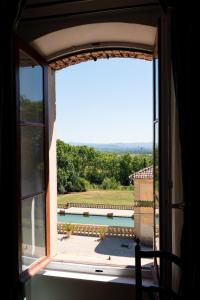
[130,166,153,180]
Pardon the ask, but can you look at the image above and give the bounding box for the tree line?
[57,139,152,194]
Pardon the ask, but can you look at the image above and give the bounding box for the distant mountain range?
[70,142,152,154]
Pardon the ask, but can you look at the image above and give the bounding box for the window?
[16,46,163,282]
[55,57,154,268]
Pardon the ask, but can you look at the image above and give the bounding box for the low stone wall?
[57,223,135,238]
[58,203,134,210]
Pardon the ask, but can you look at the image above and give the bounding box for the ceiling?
[17,0,163,62]
[31,22,157,61]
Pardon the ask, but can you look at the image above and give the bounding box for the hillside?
[70,142,152,154]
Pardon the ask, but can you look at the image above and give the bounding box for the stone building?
[130,166,153,247]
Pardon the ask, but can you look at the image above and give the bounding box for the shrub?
[64,223,74,234]
[120,185,133,191]
[98,227,107,239]
[83,211,89,216]
[58,184,65,194]
[101,177,120,190]
[134,200,153,207]
[73,177,89,192]
[107,212,113,218]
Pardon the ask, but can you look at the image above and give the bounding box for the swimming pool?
[57,213,134,227]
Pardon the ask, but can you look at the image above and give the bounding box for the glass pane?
[154,122,159,250]
[21,194,46,270]
[21,126,45,197]
[19,50,43,123]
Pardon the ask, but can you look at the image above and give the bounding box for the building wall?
[25,275,135,300]
[134,179,153,201]
[134,178,153,246]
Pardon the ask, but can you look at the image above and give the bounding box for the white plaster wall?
[32,23,156,59]
[25,275,135,300]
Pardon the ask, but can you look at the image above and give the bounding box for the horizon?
[67,141,153,145]
[57,139,153,154]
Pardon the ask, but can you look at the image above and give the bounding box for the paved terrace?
[57,207,134,217]
[55,235,153,267]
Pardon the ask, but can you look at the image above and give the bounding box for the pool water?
[57,213,134,227]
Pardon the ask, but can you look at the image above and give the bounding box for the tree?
[56,139,152,193]
[119,153,133,186]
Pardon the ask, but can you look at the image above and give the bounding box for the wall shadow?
[95,237,135,257]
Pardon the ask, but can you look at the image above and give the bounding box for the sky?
[55,58,153,144]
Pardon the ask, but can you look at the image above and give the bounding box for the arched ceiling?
[31,22,157,62]
[18,0,162,42]
[17,0,161,68]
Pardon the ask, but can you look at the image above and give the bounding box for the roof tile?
[130,166,153,180]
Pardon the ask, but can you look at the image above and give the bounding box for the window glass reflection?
[21,194,46,270]
[19,50,43,123]
[21,126,44,197]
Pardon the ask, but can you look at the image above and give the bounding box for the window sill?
[41,269,135,284]
[39,260,154,286]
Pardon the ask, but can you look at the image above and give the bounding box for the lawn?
[58,189,134,206]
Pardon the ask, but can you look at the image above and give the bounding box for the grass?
[58,189,134,206]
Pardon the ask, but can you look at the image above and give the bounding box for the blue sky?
[55,58,152,144]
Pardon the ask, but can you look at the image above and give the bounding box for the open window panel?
[152,12,173,286]
[152,33,160,282]
[16,38,51,281]
[153,35,159,253]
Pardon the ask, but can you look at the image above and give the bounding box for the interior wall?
[25,275,135,300]
[171,4,197,297]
